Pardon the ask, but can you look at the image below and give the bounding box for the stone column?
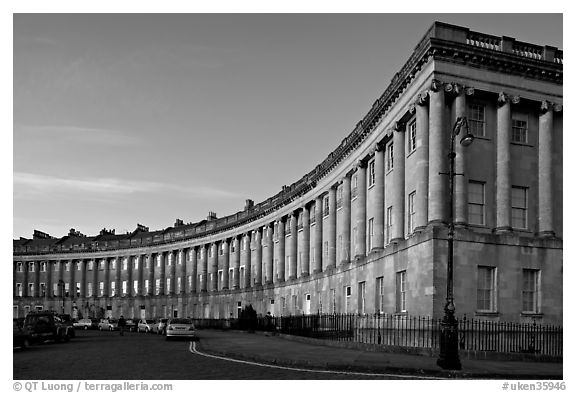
[71,260,77,299]
[148,254,155,296]
[244,232,251,288]
[180,249,187,294]
[496,92,512,232]
[103,258,110,297]
[356,161,367,257]
[210,243,218,291]
[454,88,468,226]
[222,240,230,289]
[415,91,430,231]
[126,256,133,297]
[341,174,352,263]
[276,218,285,282]
[265,224,274,284]
[79,260,87,298]
[91,259,98,299]
[327,186,337,268]
[373,143,385,249]
[301,206,310,276]
[114,258,121,298]
[289,211,298,280]
[34,261,40,297]
[47,260,54,299]
[233,237,241,289]
[22,261,29,297]
[170,251,177,295]
[391,122,406,242]
[158,252,166,295]
[428,80,447,224]
[254,229,263,286]
[314,195,323,273]
[138,255,145,296]
[190,248,198,293]
[538,101,554,237]
[200,245,208,292]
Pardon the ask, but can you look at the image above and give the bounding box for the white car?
[73,318,97,330]
[165,318,197,341]
[137,319,155,333]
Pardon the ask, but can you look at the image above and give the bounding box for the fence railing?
[192,313,562,357]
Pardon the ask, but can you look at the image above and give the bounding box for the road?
[13,329,400,380]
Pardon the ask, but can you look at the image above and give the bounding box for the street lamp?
[437,116,474,370]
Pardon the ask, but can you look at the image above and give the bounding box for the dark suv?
[24,311,74,344]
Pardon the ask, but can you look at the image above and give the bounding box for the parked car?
[125,319,136,332]
[137,319,155,333]
[73,318,97,330]
[58,314,76,338]
[98,318,118,331]
[23,311,73,343]
[152,318,168,335]
[13,319,31,349]
[165,318,197,341]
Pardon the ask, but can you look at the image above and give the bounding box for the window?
[376,277,384,313]
[65,262,71,272]
[220,243,225,256]
[324,241,329,259]
[87,282,93,297]
[87,261,93,271]
[240,266,245,287]
[54,262,59,271]
[522,269,540,313]
[16,283,22,297]
[310,205,316,221]
[28,283,34,295]
[231,242,235,253]
[477,266,496,312]
[144,280,149,295]
[351,174,358,198]
[368,218,374,250]
[28,263,35,272]
[468,104,486,137]
[121,259,127,270]
[111,260,116,270]
[155,279,160,295]
[144,257,150,269]
[396,271,406,312]
[99,282,104,297]
[408,119,417,153]
[386,143,394,171]
[99,261,104,270]
[208,246,213,258]
[40,262,47,272]
[337,185,343,207]
[512,116,528,144]
[468,181,486,225]
[64,283,69,296]
[408,191,416,234]
[122,281,127,296]
[111,281,116,297]
[16,262,23,272]
[166,277,171,292]
[176,277,181,293]
[323,195,329,217]
[134,280,139,295]
[53,283,58,296]
[511,186,528,229]
[358,281,366,314]
[368,159,375,187]
[167,255,173,266]
[218,270,223,290]
[386,206,393,244]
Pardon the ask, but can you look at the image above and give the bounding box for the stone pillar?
[276,218,285,283]
[391,122,406,242]
[289,211,298,280]
[138,255,145,296]
[244,232,251,288]
[327,186,337,268]
[180,249,187,294]
[71,260,77,299]
[222,240,230,289]
[341,174,352,263]
[158,252,166,295]
[79,260,87,298]
[22,261,29,297]
[210,243,218,291]
[34,261,40,297]
[314,195,323,273]
[496,92,512,232]
[265,223,274,284]
[254,228,263,285]
[538,101,554,237]
[114,258,121,298]
[170,251,177,295]
[356,161,367,257]
[47,260,54,299]
[373,143,385,249]
[103,258,110,297]
[200,245,208,292]
[91,259,98,299]
[428,80,447,224]
[415,92,430,231]
[301,205,310,276]
[148,254,155,296]
[454,88,468,226]
[233,236,241,289]
[190,248,197,293]
[126,256,133,297]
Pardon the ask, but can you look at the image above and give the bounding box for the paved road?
[13,329,403,380]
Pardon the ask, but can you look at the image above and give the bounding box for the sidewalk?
[195,329,562,379]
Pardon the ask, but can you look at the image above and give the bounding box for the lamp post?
[437,116,474,370]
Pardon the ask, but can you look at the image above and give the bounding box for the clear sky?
[13,13,563,239]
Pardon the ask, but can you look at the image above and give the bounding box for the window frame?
[468,103,486,137]
[476,266,497,312]
[468,181,486,226]
[407,118,417,153]
[511,186,528,229]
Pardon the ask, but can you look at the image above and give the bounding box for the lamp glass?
[460,133,475,147]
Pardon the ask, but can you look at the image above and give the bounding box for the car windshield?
[170,318,192,324]
[146,320,154,323]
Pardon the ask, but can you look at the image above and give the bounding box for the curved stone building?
[13,22,563,325]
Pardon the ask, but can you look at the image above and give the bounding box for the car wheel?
[84,326,88,330]
[99,327,102,331]
[146,328,149,333]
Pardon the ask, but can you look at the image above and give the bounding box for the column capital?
[356,159,367,169]
[430,78,443,92]
[417,90,430,106]
[510,95,521,105]
[497,92,509,107]
[540,100,553,114]
[394,120,406,133]
[443,82,459,95]
[374,141,384,152]
[553,103,563,112]
[465,86,475,96]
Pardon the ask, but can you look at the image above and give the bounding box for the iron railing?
[192,313,562,357]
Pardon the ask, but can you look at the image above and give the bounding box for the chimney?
[244,199,254,211]
[207,211,217,221]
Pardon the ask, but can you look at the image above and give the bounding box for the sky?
[12,13,563,239]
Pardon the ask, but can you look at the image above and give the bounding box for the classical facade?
[13,22,563,325]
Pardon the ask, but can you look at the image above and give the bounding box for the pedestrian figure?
[118,315,126,336]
